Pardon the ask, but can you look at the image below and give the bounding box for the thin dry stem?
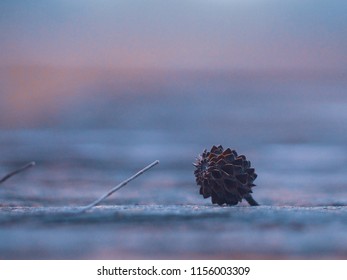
[77,160,160,213]
[0,162,36,185]
[244,194,259,206]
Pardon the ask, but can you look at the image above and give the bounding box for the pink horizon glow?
[1,1,347,128]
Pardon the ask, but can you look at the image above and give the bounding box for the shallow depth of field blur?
[1,0,347,259]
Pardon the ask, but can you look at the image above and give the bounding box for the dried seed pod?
[194,145,258,206]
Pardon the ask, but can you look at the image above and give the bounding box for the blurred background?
[1,0,347,128]
[1,0,347,259]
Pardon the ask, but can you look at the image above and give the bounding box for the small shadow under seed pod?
[194,145,259,206]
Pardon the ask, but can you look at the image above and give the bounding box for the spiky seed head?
[194,145,257,206]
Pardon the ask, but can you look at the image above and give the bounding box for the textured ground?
[1,205,347,259]
[1,72,347,259]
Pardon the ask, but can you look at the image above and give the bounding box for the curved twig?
[0,162,36,185]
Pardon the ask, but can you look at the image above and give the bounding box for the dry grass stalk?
[77,160,160,213]
[0,162,36,185]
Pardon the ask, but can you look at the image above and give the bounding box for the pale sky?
[1,0,347,70]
